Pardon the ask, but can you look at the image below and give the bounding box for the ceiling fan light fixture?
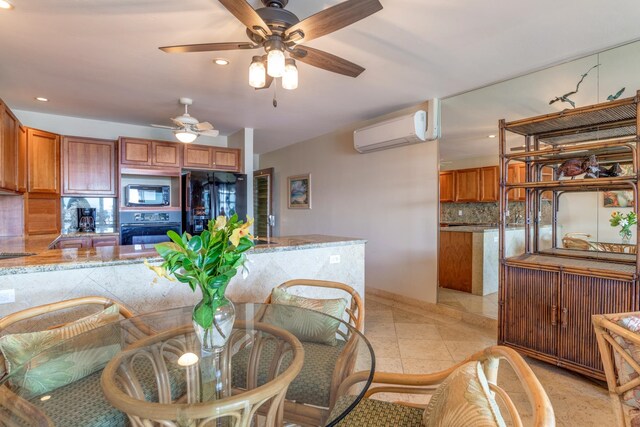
[0,0,14,10]
[282,58,298,90]
[249,56,266,88]
[267,49,285,77]
[174,130,198,143]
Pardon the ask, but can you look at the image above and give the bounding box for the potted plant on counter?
[146,214,254,353]
[610,211,637,245]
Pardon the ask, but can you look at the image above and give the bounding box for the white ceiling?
[1,0,639,154]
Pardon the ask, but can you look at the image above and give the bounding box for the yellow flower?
[144,259,175,282]
[213,216,227,230]
[229,217,254,247]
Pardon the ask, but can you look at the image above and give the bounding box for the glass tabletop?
[0,303,374,426]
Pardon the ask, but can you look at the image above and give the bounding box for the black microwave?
[125,185,170,207]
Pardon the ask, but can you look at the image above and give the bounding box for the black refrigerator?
[182,171,247,235]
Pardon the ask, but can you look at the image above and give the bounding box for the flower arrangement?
[610,211,637,243]
[146,214,254,351]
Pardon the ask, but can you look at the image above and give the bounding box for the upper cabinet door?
[120,138,152,166]
[17,125,27,192]
[63,136,117,196]
[152,141,181,167]
[454,169,480,202]
[0,106,19,192]
[27,128,60,194]
[507,163,526,201]
[439,171,455,202]
[183,144,213,169]
[212,148,241,172]
[479,166,499,202]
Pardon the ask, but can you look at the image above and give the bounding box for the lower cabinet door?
[501,266,559,358]
[55,237,91,249]
[92,236,119,247]
[558,273,638,379]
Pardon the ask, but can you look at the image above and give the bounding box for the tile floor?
[364,293,616,426]
[438,287,499,319]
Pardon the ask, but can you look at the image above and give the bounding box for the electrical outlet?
[330,255,341,264]
[0,289,15,304]
[458,210,463,216]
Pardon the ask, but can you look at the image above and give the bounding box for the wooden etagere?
[498,91,640,380]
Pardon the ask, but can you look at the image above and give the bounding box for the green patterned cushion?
[263,287,347,346]
[0,305,121,398]
[330,395,423,427]
[423,361,506,427]
[232,338,346,408]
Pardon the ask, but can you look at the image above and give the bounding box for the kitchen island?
[0,235,366,324]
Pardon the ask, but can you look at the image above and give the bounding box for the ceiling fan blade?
[151,124,179,130]
[160,42,258,53]
[195,122,214,131]
[198,130,220,137]
[284,0,382,44]
[171,118,186,127]
[255,74,274,91]
[291,46,365,77]
[218,0,271,37]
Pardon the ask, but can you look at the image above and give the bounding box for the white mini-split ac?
[353,99,440,153]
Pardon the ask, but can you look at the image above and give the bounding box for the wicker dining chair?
[0,296,135,427]
[259,279,364,426]
[593,311,640,427]
[331,345,555,427]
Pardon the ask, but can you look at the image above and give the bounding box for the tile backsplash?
[441,201,552,225]
[61,197,116,233]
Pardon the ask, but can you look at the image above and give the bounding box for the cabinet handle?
[561,307,568,328]
[551,305,557,326]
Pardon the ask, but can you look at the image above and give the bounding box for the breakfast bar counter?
[0,235,366,322]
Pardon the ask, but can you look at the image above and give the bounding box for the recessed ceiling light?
[0,0,14,10]
[488,134,496,138]
[213,58,229,66]
[35,97,49,102]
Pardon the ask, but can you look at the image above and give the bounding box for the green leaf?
[187,235,203,252]
[193,302,214,329]
[167,230,186,248]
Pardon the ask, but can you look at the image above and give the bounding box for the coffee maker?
[77,208,96,232]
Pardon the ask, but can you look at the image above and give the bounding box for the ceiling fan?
[151,98,219,143]
[159,0,383,90]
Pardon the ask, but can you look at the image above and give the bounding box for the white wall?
[13,110,228,147]
[259,102,440,304]
[228,129,255,223]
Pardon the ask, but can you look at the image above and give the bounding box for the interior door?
[254,168,274,239]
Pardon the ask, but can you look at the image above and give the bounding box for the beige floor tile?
[366,335,401,359]
[395,322,441,340]
[397,339,452,361]
[392,308,439,324]
[364,321,397,338]
[401,358,454,375]
[375,357,404,373]
[436,324,497,344]
[443,340,492,362]
[366,309,394,323]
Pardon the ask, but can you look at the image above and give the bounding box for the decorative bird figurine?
[549,64,599,109]
[558,155,599,179]
[607,87,626,101]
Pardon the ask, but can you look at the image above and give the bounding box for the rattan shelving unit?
[498,91,640,380]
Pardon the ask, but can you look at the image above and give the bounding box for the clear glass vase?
[621,230,632,245]
[192,294,236,354]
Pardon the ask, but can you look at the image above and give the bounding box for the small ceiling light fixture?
[282,58,298,90]
[488,134,496,138]
[174,130,198,143]
[213,58,229,66]
[177,352,199,367]
[249,56,266,89]
[35,97,49,102]
[265,39,285,78]
[0,0,14,10]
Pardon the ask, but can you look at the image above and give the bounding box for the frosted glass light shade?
[267,49,285,78]
[249,58,266,88]
[175,131,198,143]
[282,59,298,90]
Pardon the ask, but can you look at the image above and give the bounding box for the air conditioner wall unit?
[353,99,440,154]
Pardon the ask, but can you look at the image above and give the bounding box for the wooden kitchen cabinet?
[212,147,241,171]
[17,125,27,192]
[439,171,455,202]
[54,237,92,249]
[27,128,60,194]
[439,231,473,292]
[120,138,152,166]
[507,163,526,201]
[25,193,60,235]
[183,144,241,172]
[152,141,181,167]
[63,136,117,196]
[454,168,480,202]
[479,166,499,202]
[91,236,119,247]
[0,104,19,192]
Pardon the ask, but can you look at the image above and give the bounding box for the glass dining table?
[0,303,374,427]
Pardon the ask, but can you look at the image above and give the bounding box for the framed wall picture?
[603,190,635,208]
[288,174,311,209]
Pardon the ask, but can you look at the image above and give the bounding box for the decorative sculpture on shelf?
[549,64,599,109]
[597,162,623,177]
[607,87,626,101]
[558,154,599,179]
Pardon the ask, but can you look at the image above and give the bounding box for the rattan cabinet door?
[558,273,638,379]
[501,266,559,358]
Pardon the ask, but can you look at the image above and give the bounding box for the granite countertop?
[0,234,366,276]
[440,225,551,233]
[0,229,120,255]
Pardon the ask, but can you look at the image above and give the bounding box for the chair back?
[265,279,364,332]
[592,312,640,427]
